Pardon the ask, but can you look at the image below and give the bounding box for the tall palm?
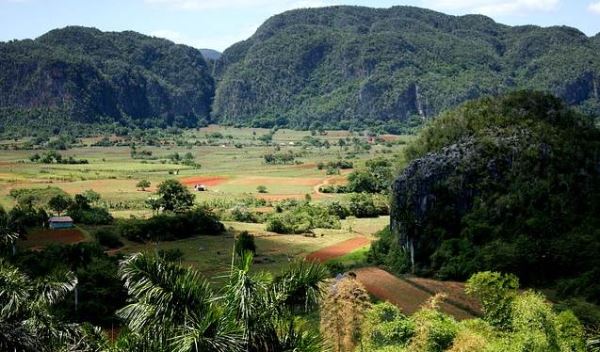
[0,259,78,351]
[225,251,329,351]
[0,207,19,255]
[116,251,329,352]
[116,253,243,352]
[224,251,279,351]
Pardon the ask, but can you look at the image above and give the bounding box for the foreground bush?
[354,272,586,352]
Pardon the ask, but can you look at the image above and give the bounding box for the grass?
[0,127,409,210]
[2,126,401,280]
[326,246,370,268]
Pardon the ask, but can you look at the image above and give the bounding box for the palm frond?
[0,259,30,319]
[118,252,214,330]
[170,309,244,352]
[272,259,329,314]
[277,318,326,352]
[34,269,78,307]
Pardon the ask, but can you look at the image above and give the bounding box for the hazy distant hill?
[213,6,600,131]
[200,48,222,61]
[0,26,214,132]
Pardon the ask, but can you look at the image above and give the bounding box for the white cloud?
[150,25,258,50]
[145,0,340,50]
[421,0,559,15]
[144,0,336,11]
[589,1,600,14]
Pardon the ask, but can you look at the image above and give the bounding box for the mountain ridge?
[0,26,214,133]
[1,6,599,135]
[213,5,600,131]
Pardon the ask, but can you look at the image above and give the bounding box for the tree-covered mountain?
[213,6,600,131]
[371,91,600,303]
[0,26,214,132]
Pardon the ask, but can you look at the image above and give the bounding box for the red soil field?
[354,267,474,320]
[305,236,371,262]
[180,176,228,186]
[230,176,323,187]
[404,276,482,315]
[21,228,86,249]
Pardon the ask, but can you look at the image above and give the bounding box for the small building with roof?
[48,216,74,230]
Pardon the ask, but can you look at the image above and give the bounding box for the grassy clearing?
[3,127,398,281]
[326,246,370,268]
[0,127,410,211]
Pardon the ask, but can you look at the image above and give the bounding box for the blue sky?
[1,0,599,51]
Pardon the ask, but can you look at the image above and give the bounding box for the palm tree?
[0,259,79,351]
[0,207,19,255]
[115,251,329,352]
[117,253,243,352]
[224,251,329,351]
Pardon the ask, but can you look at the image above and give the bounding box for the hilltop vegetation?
[2,6,600,135]
[371,92,600,304]
[214,6,600,131]
[0,26,214,135]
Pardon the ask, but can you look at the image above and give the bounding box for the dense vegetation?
[0,26,214,134]
[355,272,589,351]
[372,92,600,304]
[1,238,593,351]
[2,6,600,136]
[214,6,600,132]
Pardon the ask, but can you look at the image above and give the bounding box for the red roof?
[49,216,74,223]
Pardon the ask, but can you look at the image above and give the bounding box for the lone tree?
[156,179,194,212]
[47,194,71,216]
[256,185,268,193]
[136,179,151,191]
[82,189,101,205]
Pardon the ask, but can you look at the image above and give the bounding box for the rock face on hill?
[387,92,600,296]
[0,26,214,130]
[214,6,600,130]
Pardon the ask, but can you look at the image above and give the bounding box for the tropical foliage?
[374,92,600,302]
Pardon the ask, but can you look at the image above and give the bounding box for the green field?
[3,126,404,277]
[0,126,412,210]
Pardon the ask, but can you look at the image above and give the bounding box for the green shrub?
[235,231,256,255]
[93,229,123,249]
[266,204,340,234]
[158,248,184,262]
[362,302,415,350]
[348,193,380,218]
[118,207,224,242]
[465,271,519,330]
[227,206,262,223]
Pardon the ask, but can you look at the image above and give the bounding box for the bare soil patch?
[353,267,474,320]
[404,276,482,315]
[180,176,229,186]
[229,176,323,187]
[305,236,371,262]
[20,228,86,249]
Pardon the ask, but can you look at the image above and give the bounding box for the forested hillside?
[2,7,600,135]
[371,91,600,304]
[0,26,214,133]
[214,6,600,131]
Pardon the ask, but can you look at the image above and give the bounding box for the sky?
[0,0,599,51]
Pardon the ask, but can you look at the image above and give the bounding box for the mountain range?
[1,6,599,134]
